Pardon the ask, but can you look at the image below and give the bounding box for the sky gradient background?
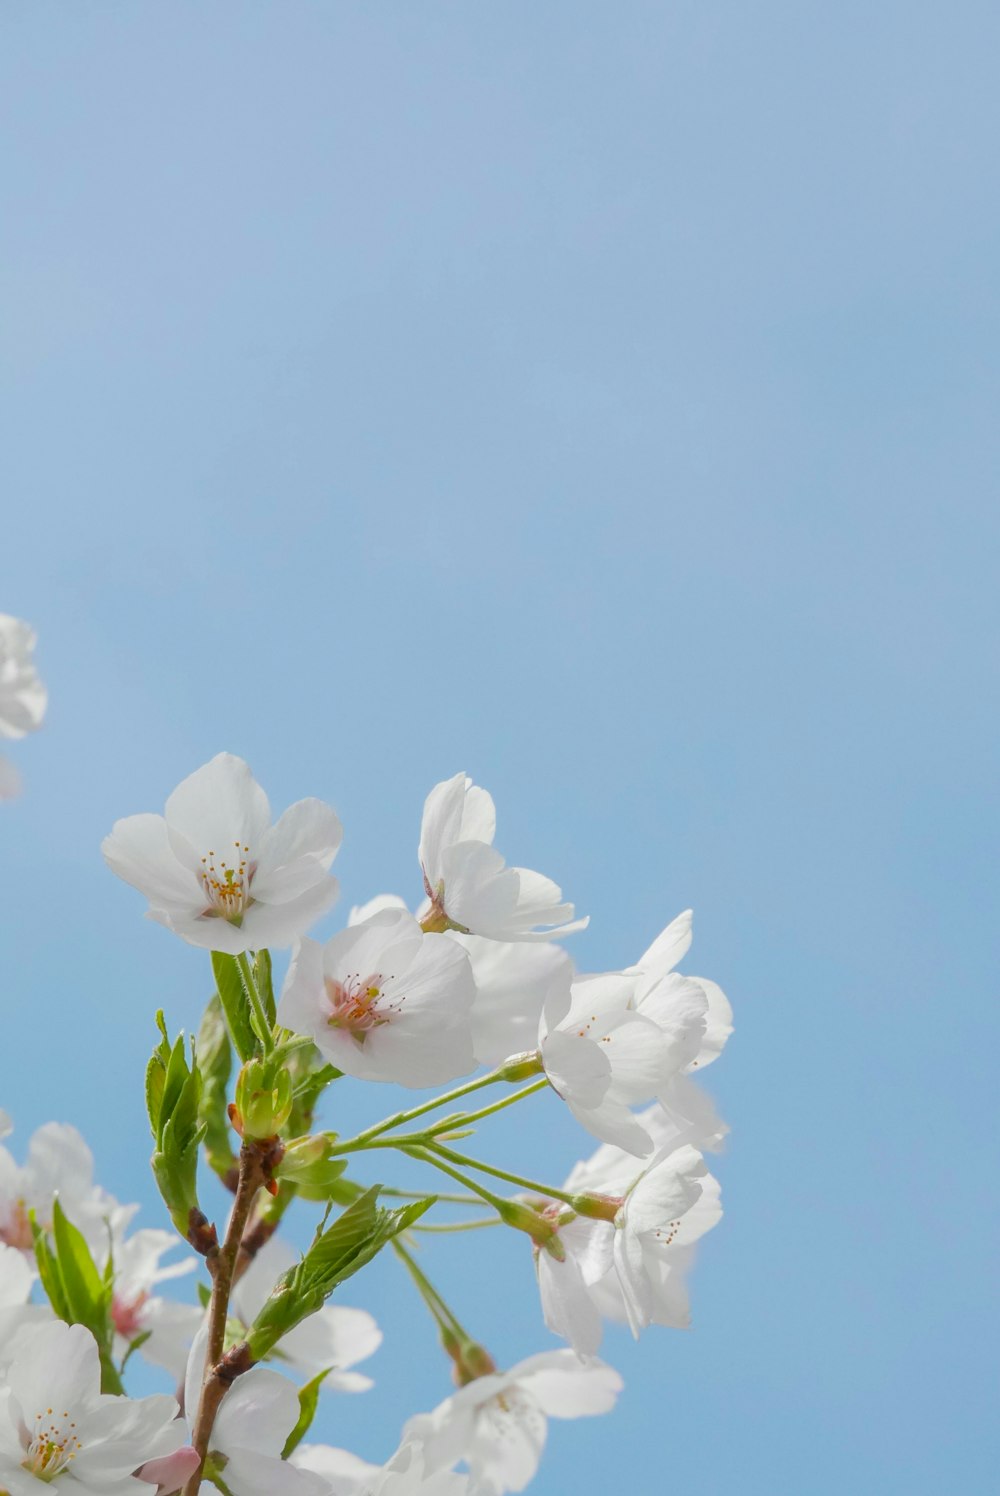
[1,5,997,1492]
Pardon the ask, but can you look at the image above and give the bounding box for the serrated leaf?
[281,1367,332,1459]
[254,949,276,1025]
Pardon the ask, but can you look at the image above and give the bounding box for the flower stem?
[400,1146,512,1214]
[236,952,274,1055]
[392,1238,475,1343]
[380,1187,486,1206]
[182,1142,264,1496]
[424,1078,547,1135]
[411,1217,501,1233]
[424,1141,579,1207]
[330,1065,513,1153]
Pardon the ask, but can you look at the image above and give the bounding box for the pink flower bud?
[136,1446,200,1494]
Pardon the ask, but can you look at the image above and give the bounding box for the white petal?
[164,753,271,856]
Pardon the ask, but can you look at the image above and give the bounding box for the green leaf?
[51,1199,108,1331]
[280,1367,332,1459]
[30,1219,70,1322]
[197,994,238,1182]
[211,951,258,1062]
[254,949,277,1025]
[246,1189,434,1361]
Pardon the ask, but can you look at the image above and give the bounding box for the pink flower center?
[0,1199,33,1251]
[112,1290,149,1339]
[325,971,398,1042]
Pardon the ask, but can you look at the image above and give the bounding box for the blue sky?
[1,4,997,1492]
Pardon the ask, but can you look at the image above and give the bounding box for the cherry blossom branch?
[182,1142,264,1496]
[422,1078,547,1134]
[411,1217,501,1233]
[329,1064,516,1153]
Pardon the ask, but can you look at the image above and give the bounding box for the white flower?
[0,616,47,741]
[533,1214,614,1357]
[418,775,587,942]
[106,1229,204,1381]
[183,1331,329,1496]
[628,910,733,1073]
[278,909,476,1088]
[0,1319,184,1494]
[294,1441,467,1495]
[102,753,343,954]
[0,1244,52,1371]
[230,1237,381,1391]
[449,936,567,1069]
[404,1351,622,1496]
[0,1119,131,1256]
[538,967,666,1157]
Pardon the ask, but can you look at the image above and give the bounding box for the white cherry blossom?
[0,1244,52,1372]
[628,910,733,1073]
[0,1118,131,1256]
[538,966,666,1157]
[278,908,476,1088]
[404,1350,622,1496]
[0,1319,184,1494]
[102,753,343,954]
[418,774,587,943]
[449,936,567,1068]
[230,1237,381,1391]
[294,1441,467,1495]
[0,616,47,741]
[105,1229,204,1381]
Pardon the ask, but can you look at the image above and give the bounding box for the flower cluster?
[1,750,732,1496]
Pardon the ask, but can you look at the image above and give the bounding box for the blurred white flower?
[102,753,343,953]
[0,1117,132,1256]
[419,774,587,942]
[105,1228,204,1381]
[627,909,733,1073]
[0,615,47,740]
[294,1441,468,1495]
[404,1350,622,1495]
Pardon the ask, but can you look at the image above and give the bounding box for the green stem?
[236,952,274,1055]
[424,1141,578,1207]
[392,1239,474,1343]
[380,1187,486,1207]
[400,1146,512,1214]
[330,1065,513,1153]
[412,1218,501,1234]
[425,1078,547,1135]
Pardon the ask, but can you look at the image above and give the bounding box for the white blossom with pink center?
[102,753,343,954]
[279,908,476,1088]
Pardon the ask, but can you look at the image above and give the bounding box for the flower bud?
[272,1133,348,1199]
[231,1058,293,1142]
[569,1191,623,1222]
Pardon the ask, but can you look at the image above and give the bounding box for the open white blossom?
[0,1118,131,1256]
[0,1319,184,1494]
[449,936,567,1068]
[538,967,666,1157]
[628,910,733,1073]
[419,774,587,943]
[102,753,343,953]
[231,1237,382,1390]
[294,1441,468,1495]
[404,1351,622,1496]
[279,908,476,1088]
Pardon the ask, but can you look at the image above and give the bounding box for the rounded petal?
[164,754,272,856]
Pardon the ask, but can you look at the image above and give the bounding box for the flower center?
[111,1289,149,1340]
[0,1198,33,1251]
[325,971,399,1044]
[23,1411,82,1481]
[200,841,254,924]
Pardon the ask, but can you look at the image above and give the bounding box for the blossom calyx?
[496,1199,563,1255]
[231,1058,293,1143]
[569,1192,623,1222]
[272,1133,348,1199]
[497,1049,545,1082]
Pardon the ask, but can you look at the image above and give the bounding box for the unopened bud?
[498,1050,545,1082]
[232,1059,293,1142]
[570,1192,623,1222]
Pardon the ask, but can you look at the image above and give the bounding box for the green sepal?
[211,952,258,1062]
[246,1189,434,1361]
[280,1367,332,1459]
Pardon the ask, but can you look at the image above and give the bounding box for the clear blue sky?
[1,4,997,1492]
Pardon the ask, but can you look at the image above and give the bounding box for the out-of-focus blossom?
[102,753,342,953]
[0,1243,52,1371]
[294,1441,468,1495]
[627,910,733,1073]
[105,1228,205,1381]
[0,1117,132,1256]
[404,1350,622,1495]
[418,775,587,943]
[0,615,47,740]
